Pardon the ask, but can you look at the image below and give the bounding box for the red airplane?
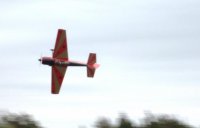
[39,29,99,94]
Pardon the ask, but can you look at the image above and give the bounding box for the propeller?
[38,53,43,65]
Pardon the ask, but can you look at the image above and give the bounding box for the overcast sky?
[0,0,200,128]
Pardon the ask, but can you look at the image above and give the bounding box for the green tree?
[0,112,43,128]
[95,118,113,128]
[116,114,136,128]
[141,113,193,128]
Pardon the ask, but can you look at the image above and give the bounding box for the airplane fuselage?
[39,57,87,67]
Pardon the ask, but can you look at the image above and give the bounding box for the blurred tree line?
[94,113,195,128]
[0,111,196,128]
[0,112,43,128]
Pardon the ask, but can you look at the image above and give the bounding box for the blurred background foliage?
[0,111,195,128]
[0,111,43,128]
[94,112,194,128]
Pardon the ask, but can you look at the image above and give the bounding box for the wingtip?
[58,28,66,31]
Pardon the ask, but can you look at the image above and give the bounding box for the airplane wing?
[53,29,68,59]
[51,66,67,94]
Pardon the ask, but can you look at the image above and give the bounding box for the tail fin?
[87,53,99,77]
